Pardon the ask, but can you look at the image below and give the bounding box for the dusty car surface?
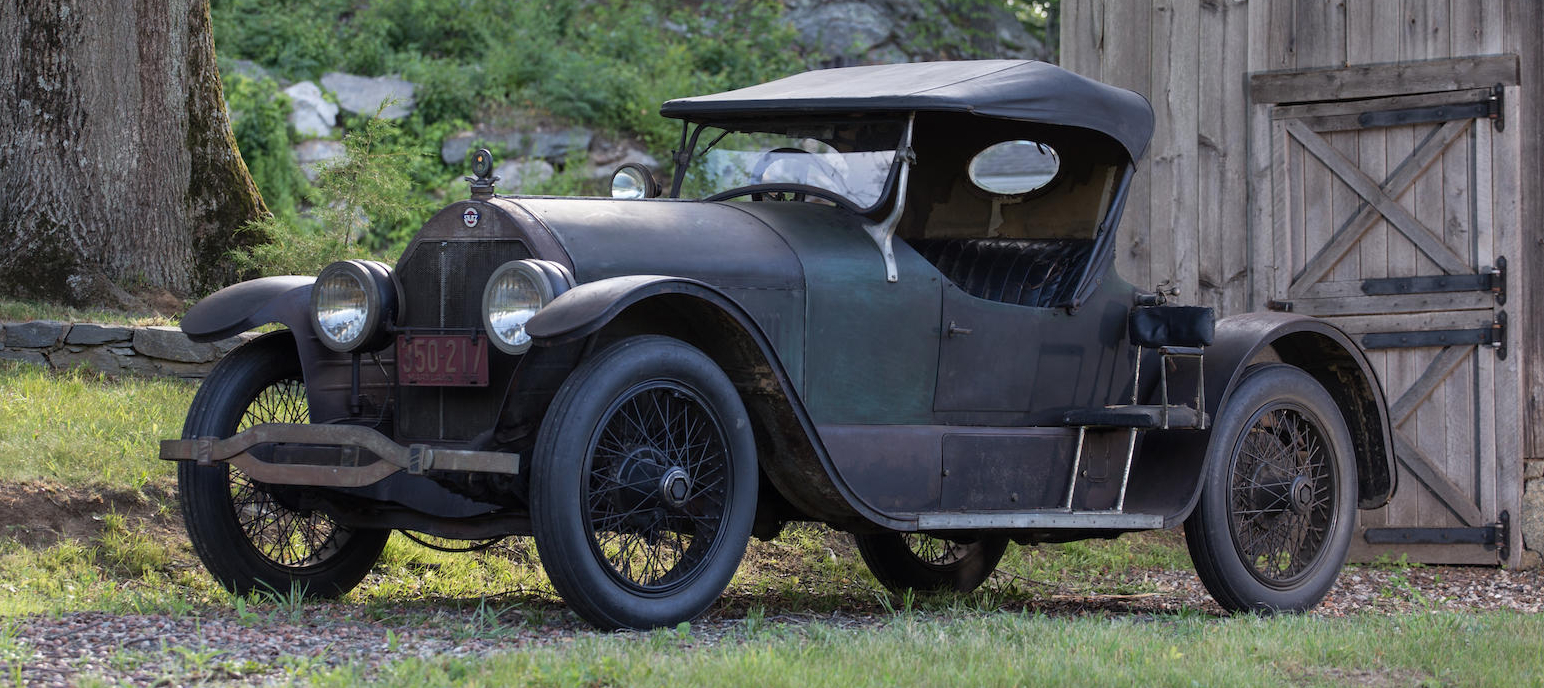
[163,60,1397,630]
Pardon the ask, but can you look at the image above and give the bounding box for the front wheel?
[178,333,388,599]
[854,533,1008,595]
[1184,364,1357,613]
[531,336,758,630]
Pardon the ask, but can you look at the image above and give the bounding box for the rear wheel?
[1184,364,1356,613]
[531,336,758,630]
[854,532,1008,594]
[178,334,388,598]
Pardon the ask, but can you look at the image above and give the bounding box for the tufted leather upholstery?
[909,238,1094,308]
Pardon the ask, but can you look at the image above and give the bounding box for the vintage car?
[162,60,1397,629]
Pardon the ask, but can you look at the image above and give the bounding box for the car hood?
[503,197,805,290]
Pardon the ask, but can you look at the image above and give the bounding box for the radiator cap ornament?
[466,148,498,200]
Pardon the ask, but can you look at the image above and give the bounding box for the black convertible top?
[661,60,1155,161]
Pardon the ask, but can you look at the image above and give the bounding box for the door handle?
[947,321,972,337]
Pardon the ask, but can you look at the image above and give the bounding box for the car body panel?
[726,201,943,425]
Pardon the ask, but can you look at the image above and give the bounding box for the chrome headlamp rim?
[481,259,572,355]
[310,259,396,353]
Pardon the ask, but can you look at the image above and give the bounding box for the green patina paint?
[745,204,942,425]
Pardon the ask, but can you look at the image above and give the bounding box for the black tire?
[178,333,388,599]
[531,336,758,630]
[854,533,1008,595]
[1184,364,1356,613]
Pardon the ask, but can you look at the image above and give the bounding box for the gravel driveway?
[7,562,1542,687]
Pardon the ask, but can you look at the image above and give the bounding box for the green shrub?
[223,74,308,220]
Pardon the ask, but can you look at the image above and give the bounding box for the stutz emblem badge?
[462,207,480,228]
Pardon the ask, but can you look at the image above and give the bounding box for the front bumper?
[159,423,520,488]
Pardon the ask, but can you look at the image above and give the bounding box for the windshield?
[676,119,904,211]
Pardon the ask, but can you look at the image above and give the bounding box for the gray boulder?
[442,127,595,166]
[790,2,894,59]
[521,128,595,160]
[47,348,126,376]
[589,144,662,179]
[64,324,132,346]
[221,58,274,84]
[134,326,218,364]
[294,139,347,182]
[5,321,68,348]
[320,72,416,120]
[441,131,478,165]
[283,81,339,138]
[0,349,48,367]
[492,160,556,194]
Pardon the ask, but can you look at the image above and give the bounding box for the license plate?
[396,335,489,387]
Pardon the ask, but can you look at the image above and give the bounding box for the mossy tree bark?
[0,0,268,306]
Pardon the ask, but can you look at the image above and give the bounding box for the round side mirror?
[611,162,660,199]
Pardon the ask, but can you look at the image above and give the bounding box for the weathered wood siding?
[1062,0,1539,566]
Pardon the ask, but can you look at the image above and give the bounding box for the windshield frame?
[668,116,910,217]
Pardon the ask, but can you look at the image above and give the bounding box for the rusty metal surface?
[160,423,520,488]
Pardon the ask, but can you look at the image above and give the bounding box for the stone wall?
[1524,461,1544,568]
[0,321,255,379]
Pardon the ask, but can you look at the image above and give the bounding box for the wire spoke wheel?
[854,532,1008,594]
[531,336,757,630]
[1185,364,1356,613]
[227,379,351,569]
[178,334,387,599]
[902,534,970,567]
[585,381,730,593]
[1227,405,1337,587]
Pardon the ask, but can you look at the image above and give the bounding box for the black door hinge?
[1364,511,1509,559]
[1356,84,1504,131]
[1358,256,1505,305]
[1360,311,1507,359]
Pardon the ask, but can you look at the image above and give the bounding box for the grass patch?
[0,363,192,489]
[322,611,1544,687]
[0,299,175,327]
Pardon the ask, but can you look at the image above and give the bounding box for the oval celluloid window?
[968,140,1060,195]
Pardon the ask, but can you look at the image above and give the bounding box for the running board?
[916,511,1164,530]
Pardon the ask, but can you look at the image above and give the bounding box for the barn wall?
[1061,0,1527,316]
[1061,0,1537,566]
[1509,0,1544,566]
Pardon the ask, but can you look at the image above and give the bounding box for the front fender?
[1131,312,1397,526]
[181,276,314,342]
[181,276,366,424]
[525,275,719,344]
[524,274,909,531]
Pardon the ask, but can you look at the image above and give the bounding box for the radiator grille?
[395,239,529,441]
[396,239,531,330]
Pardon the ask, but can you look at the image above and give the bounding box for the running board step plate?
[917,512,1163,530]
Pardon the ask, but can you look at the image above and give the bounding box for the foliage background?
[212,0,1057,274]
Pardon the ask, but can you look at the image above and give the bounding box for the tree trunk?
[0,0,268,307]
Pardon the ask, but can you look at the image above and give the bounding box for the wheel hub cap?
[660,466,691,508]
[1289,476,1314,515]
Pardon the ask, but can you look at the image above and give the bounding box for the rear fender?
[181,276,360,423]
[1130,312,1397,526]
[525,275,907,530]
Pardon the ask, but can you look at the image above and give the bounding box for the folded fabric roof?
[661,60,1155,161]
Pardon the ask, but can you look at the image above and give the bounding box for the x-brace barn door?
[1250,58,1523,565]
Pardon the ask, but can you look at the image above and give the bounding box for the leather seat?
[909,238,1093,308]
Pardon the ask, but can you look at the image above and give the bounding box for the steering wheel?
[747,147,841,202]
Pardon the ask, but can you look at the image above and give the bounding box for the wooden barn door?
[1249,57,1522,565]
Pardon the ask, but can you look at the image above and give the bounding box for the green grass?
[0,356,1535,687]
[0,299,175,327]
[0,362,192,489]
[318,611,1544,687]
